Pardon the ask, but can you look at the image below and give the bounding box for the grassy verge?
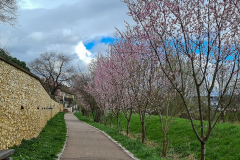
[74,112,165,160]
[109,113,240,160]
[9,112,67,160]
[76,112,240,160]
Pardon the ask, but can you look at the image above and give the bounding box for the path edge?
[77,118,139,160]
[56,122,68,160]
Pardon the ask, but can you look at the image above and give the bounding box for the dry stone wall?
[0,57,63,150]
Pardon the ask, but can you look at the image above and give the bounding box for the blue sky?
[0,0,134,69]
[84,37,113,50]
[84,37,114,50]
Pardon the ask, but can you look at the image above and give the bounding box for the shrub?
[0,48,30,72]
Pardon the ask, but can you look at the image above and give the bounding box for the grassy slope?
[9,112,67,160]
[110,114,240,160]
[77,112,240,160]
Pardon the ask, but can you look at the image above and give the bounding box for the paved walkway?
[60,113,133,160]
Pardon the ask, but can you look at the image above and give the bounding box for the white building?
[210,96,220,110]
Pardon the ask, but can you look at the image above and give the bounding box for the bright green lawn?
[9,112,67,160]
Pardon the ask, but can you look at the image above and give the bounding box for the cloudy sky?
[0,0,134,70]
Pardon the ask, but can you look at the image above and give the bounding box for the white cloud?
[46,44,75,54]
[27,32,44,41]
[62,29,71,37]
[19,0,77,9]
[75,41,92,64]
[0,0,135,66]
[0,31,19,47]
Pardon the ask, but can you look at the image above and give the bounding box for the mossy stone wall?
[0,57,63,150]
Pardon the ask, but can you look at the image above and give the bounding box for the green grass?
[9,112,67,160]
[76,112,240,160]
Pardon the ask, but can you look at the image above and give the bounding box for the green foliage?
[0,49,30,72]
[224,110,240,123]
[9,112,67,160]
[49,95,56,101]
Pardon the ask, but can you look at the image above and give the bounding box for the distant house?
[57,86,77,112]
[210,96,220,111]
[39,78,78,112]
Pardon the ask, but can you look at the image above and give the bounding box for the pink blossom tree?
[151,67,183,157]
[71,71,102,122]
[123,0,240,159]
[113,25,158,143]
[110,26,141,135]
[90,52,126,130]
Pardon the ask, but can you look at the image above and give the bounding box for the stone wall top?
[0,56,39,81]
[0,56,52,101]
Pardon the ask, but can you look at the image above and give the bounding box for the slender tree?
[123,0,240,159]
[113,28,157,143]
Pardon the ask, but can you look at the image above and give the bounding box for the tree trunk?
[161,132,169,157]
[141,122,145,143]
[201,141,206,160]
[117,115,120,132]
[127,120,130,136]
[110,117,113,128]
[220,110,225,123]
[103,114,107,126]
[99,114,102,124]
[94,110,101,123]
[223,111,226,123]
[91,110,94,119]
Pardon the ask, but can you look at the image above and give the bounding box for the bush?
[0,48,30,72]
[224,110,240,124]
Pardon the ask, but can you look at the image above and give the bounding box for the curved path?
[60,113,134,160]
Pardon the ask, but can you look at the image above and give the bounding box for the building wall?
[0,57,63,150]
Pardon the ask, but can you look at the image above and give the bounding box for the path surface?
[60,113,133,160]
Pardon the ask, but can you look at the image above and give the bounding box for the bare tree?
[0,0,19,26]
[28,52,75,95]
